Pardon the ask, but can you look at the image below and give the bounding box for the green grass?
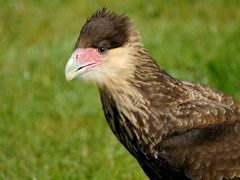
[0,0,240,179]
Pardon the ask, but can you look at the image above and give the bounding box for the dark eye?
[98,47,107,53]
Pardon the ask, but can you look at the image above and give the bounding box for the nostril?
[76,54,79,59]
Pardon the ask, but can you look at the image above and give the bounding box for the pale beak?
[65,56,83,81]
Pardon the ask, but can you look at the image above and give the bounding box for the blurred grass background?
[0,0,239,179]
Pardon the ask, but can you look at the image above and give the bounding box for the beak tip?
[65,57,78,81]
[65,74,73,81]
[65,68,71,81]
[65,76,70,81]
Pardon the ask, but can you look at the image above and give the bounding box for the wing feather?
[167,100,239,134]
[160,99,240,179]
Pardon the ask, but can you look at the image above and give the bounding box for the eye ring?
[98,47,107,53]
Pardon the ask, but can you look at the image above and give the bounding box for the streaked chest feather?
[99,87,164,158]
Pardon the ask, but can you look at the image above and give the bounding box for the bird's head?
[65,8,141,87]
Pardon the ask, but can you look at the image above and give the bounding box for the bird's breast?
[101,95,141,156]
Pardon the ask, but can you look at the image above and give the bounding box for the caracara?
[65,8,240,180]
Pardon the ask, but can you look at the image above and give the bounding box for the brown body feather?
[99,49,240,179]
[67,8,240,180]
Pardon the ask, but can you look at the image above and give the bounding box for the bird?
[65,8,240,180]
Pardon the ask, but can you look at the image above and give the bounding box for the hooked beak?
[65,48,102,81]
[65,56,81,81]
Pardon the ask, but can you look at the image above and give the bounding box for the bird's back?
[159,81,240,180]
[162,122,240,179]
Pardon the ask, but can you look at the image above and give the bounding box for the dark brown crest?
[76,8,132,50]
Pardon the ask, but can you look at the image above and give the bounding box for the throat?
[99,81,148,127]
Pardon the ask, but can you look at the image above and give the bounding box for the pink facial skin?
[71,48,104,69]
